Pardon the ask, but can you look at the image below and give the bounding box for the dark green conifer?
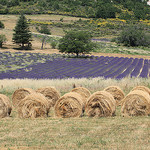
[12,14,32,49]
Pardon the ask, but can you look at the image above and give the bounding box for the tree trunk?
[21,43,24,49]
[76,52,79,57]
[41,36,46,49]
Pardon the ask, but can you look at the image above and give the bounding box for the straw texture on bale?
[12,88,35,107]
[85,91,116,117]
[71,87,91,103]
[55,92,84,118]
[131,86,150,95]
[0,94,12,118]
[17,93,49,118]
[36,86,60,107]
[121,90,150,117]
[104,86,125,106]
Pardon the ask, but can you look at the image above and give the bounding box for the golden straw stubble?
[17,92,49,118]
[36,86,60,107]
[85,91,116,117]
[55,92,84,118]
[12,88,35,108]
[0,94,12,118]
[121,90,150,117]
[104,86,125,106]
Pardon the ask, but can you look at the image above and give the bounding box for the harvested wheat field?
[17,93,49,118]
[121,90,150,117]
[12,88,35,108]
[104,86,125,106]
[0,94,12,118]
[36,86,60,107]
[55,92,84,118]
[85,91,116,117]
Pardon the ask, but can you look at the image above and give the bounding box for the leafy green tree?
[0,21,4,29]
[37,24,51,49]
[58,30,95,57]
[115,25,150,47]
[12,14,32,49]
[0,34,7,48]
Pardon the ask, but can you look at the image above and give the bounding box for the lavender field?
[0,51,149,80]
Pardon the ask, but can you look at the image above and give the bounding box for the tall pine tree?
[12,14,32,49]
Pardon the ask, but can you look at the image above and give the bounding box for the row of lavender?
[0,52,149,79]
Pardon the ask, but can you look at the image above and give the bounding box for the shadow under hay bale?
[104,86,125,106]
[55,92,84,118]
[12,88,35,108]
[85,91,116,117]
[17,93,49,118]
[36,86,60,107]
[121,90,150,117]
[131,86,150,95]
[0,94,12,118]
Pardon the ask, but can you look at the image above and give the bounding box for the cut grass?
[0,108,149,149]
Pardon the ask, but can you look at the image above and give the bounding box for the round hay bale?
[104,86,125,106]
[71,87,91,103]
[12,88,35,108]
[131,86,150,95]
[55,92,84,118]
[17,93,49,118]
[121,90,150,117]
[36,86,60,107]
[0,94,12,118]
[85,91,116,117]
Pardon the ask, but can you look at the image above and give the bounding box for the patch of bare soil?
[0,43,150,59]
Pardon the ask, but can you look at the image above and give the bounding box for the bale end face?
[85,91,116,117]
[121,90,150,117]
[55,92,84,118]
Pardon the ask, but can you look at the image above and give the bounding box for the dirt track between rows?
[1,48,150,59]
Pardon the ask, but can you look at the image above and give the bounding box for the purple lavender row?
[130,58,144,77]
[115,58,139,79]
[82,57,124,78]
[104,58,133,79]
[69,57,119,78]
[96,57,128,77]
[139,59,149,78]
[62,56,114,77]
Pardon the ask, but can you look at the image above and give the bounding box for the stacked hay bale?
[121,89,150,117]
[0,94,12,118]
[85,91,116,117]
[17,93,49,118]
[36,86,60,108]
[71,87,91,111]
[55,92,84,118]
[104,86,125,106]
[12,88,35,108]
[131,86,150,95]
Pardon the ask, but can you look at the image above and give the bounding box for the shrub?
[0,34,7,48]
[51,41,57,49]
[115,25,150,47]
[0,21,4,29]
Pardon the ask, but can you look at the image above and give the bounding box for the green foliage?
[38,24,51,35]
[58,30,95,57]
[0,34,7,48]
[0,21,4,29]
[115,25,150,47]
[0,0,150,20]
[12,14,32,49]
[51,41,57,49]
